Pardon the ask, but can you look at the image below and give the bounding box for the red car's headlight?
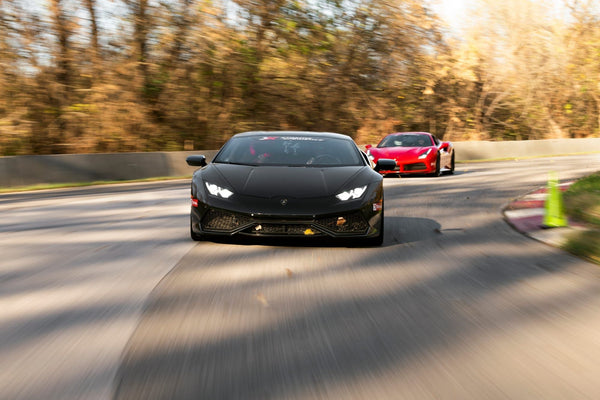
[418,149,432,159]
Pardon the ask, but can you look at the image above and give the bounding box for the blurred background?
[0,0,598,155]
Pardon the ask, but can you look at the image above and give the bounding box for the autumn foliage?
[0,0,598,155]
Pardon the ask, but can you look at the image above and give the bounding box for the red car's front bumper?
[377,155,436,175]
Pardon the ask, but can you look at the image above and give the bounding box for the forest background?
[0,0,599,156]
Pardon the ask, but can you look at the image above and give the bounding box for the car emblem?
[280,198,288,206]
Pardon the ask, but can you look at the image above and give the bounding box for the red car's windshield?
[378,134,433,148]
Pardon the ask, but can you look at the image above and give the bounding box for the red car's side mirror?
[365,144,372,150]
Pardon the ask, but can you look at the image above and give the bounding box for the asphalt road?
[1,155,600,400]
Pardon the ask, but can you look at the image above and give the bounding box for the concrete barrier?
[0,139,598,188]
[0,150,219,188]
[452,138,600,161]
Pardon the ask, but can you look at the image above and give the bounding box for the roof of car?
[233,131,354,141]
[388,132,432,136]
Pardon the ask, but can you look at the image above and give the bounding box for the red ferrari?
[365,132,455,177]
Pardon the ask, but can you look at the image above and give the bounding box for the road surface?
[1,155,599,399]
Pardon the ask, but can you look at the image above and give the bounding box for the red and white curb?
[503,182,583,247]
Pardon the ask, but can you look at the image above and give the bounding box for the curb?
[503,182,587,247]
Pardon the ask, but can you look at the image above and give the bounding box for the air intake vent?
[316,212,369,233]
[202,209,251,231]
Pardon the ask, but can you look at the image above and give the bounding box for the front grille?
[316,212,369,234]
[403,162,427,171]
[201,209,252,232]
[243,223,324,236]
[201,209,369,237]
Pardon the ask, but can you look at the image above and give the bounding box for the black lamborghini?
[186,131,396,245]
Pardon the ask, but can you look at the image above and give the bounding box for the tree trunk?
[49,0,71,152]
[85,0,101,80]
[132,0,150,100]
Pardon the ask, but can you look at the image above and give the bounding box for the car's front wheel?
[431,153,441,177]
[190,219,204,241]
[364,210,384,246]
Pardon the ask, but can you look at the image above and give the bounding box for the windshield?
[378,134,432,148]
[213,135,365,167]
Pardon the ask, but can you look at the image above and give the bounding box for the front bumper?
[191,203,383,239]
[378,158,435,175]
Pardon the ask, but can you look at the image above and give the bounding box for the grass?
[563,171,600,265]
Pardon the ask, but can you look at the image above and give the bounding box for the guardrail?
[1,138,598,188]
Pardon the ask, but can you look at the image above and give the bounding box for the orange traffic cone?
[542,171,568,228]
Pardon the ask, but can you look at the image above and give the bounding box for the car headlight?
[336,185,367,201]
[366,150,375,162]
[418,149,432,159]
[205,182,234,199]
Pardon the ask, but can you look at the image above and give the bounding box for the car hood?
[203,164,373,198]
[371,146,431,158]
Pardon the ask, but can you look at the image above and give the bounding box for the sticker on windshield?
[259,136,325,142]
[279,136,325,142]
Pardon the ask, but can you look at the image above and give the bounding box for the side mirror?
[186,155,207,167]
[365,144,372,150]
[374,158,397,172]
[439,142,449,151]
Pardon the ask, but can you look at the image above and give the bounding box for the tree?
[440,0,573,140]
[2,0,599,157]
[84,0,101,79]
[564,0,600,137]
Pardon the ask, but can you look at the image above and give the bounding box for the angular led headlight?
[336,185,367,201]
[418,149,432,159]
[205,182,233,199]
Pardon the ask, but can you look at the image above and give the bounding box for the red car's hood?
[370,146,431,159]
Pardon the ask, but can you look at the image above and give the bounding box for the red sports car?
[365,132,455,177]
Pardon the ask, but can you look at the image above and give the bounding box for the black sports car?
[186,131,396,245]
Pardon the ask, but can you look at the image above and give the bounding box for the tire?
[431,154,441,177]
[190,219,204,241]
[449,152,455,174]
[364,210,384,246]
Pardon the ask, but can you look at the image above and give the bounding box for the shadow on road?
[113,213,600,399]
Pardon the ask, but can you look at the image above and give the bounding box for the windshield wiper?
[213,161,255,166]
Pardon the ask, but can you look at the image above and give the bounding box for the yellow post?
[542,171,568,228]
